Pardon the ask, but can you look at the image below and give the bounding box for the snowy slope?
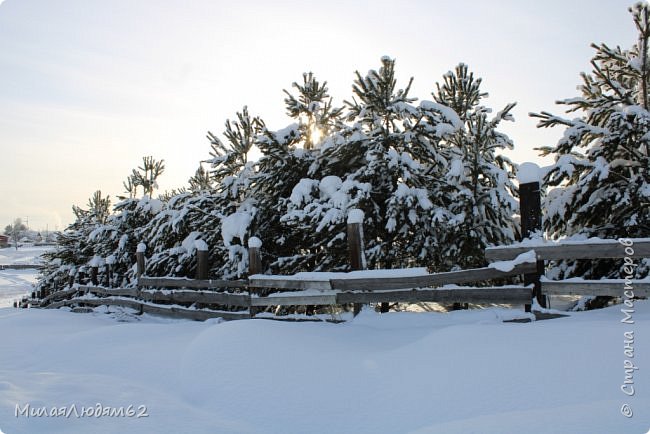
[0,303,648,434]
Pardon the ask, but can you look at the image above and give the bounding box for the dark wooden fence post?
[90,266,98,285]
[248,237,263,317]
[518,162,547,310]
[196,241,209,280]
[347,209,366,316]
[78,267,86,285]
[68,268,75,287]
[105,263,112,287]
[248,237,263,275]
[105,255,115,287]
[136,243,146,280]
[90,257,99,286]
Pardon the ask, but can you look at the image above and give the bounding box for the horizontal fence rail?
[329,262,537,291]
[48,297,250,321]
[137,277,247,289]
[0,264,41,270]
[485,240,650,261]
[42,285,533,312]
[541,280,650,297]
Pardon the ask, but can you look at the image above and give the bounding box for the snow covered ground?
[0,246,48,266]
[0,301,648,434]
[0,247,49,308]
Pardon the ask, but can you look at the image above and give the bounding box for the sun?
[310,126,322,145]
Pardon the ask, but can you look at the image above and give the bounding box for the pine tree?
[37,156,168,293]
[283,57,461,271]
[188,165,212,193]
[130,156,165,197]
[531,2,650,278]
[144,108,262,280]
[38,191,113,291]
[283,72,343,150]
[432,63,519,270]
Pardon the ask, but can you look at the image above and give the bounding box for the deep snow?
[0,301,648,434]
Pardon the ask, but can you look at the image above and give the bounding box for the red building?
[0,235,9,247]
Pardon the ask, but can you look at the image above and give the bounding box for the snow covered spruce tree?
[37,158,167,293]
[283,72,343,151]
[532,2,650,279]
[284,57,462,271]
[37,190,113,292]
[145,107,261,279]
[432,63,519,270]
[248,73,347,274]
[273,73,357,273]
[82,158,166,286]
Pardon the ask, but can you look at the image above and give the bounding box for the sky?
[0,0,639,231]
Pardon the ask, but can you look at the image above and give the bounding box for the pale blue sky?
[0,0,638,230]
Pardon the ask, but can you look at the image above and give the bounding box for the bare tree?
[5,218,27,250]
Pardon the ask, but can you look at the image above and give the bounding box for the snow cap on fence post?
[347,208,365,225]
[89,255,105,268]
[517,162,541,184]
[137,242,147,253]
[194,239,209,251]
[248,237,263,249]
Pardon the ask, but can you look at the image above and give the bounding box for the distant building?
[0,235,9,247]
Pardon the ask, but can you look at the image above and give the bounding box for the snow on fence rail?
[484,239,650,298]
[485,239,650,261]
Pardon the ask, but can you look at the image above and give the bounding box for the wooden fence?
[27,173,650,320]
[36,254,536,320]
[33,237,649,320]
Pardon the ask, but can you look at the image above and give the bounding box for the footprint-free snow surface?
[0,247,46,308]
[0,300,648,434]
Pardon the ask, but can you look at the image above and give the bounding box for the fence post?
[105,255,115,287]
[347,209,366,316]
[518,162,547,310]
[136,243,146,280]
[68,268,76,287]
[248,237,263,317]
[90,266,98,285]
[105,264,112,287]
[248,237,263,275]
[78,267,86,285]
[89,256,100,286]
[196,240,209,280]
